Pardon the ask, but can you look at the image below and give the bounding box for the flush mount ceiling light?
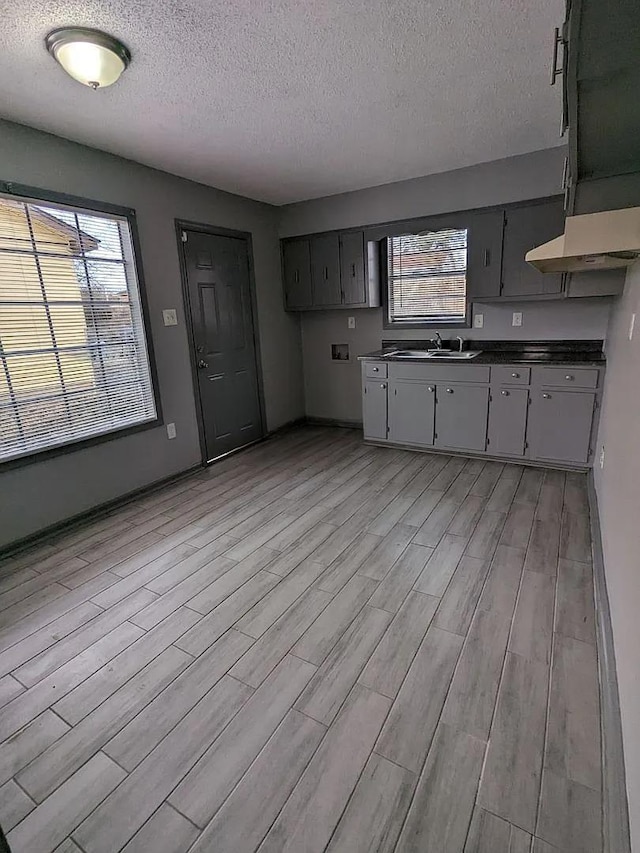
[45,27,131,89]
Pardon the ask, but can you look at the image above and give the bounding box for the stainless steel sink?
[388,349,482,360]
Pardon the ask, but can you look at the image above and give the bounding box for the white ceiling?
[0,0,565,205]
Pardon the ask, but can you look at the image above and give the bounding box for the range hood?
[526,207,640,273]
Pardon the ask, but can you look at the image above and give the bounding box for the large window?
[0,190,157,464]
[386,227,468,326]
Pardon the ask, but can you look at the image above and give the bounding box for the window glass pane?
[0,193,156,463]
[387,227,467,324]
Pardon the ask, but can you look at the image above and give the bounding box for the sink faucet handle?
[431,332,443,349]
[456,335,464,353]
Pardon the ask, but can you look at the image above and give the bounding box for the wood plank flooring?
[0,426,602,853]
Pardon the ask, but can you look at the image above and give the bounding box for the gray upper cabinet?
[501,199,566,298]
[527,389,596,464]
[363,379,388,441]
[487,387,529,457]
[466,210,504,300]
[435,385,489,452]
[339,231,366,305]
[311,233,341,307]
[282,239,312,309]
[388,380,435,446]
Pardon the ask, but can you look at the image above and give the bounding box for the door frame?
[175,219,267,465]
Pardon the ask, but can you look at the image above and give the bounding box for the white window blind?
[387,227,468,324]
[0,193,157,463]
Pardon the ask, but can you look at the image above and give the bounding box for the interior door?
[183,229,263,461]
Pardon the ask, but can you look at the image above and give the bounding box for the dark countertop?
[357,339,606,366]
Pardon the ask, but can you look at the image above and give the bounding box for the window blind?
[0,194,157,463]
[387,228,468,324]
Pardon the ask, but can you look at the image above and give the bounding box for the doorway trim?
[175,219,267,465]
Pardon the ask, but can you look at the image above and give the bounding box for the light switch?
[348,316,356,329]
[512,312,523,327]
[473,313,484,329]
[163,309,178,326]
[166,422,177,439]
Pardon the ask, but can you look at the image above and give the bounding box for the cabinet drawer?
[389,363,490,383]
[364,361,387,379]
[491,366,531,385]
[534,367,600,389]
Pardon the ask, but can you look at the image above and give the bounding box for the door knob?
[197,359,208,369]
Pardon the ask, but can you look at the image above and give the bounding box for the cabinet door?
[339,231,366,306]
[282,240,312,309]
[311,233,341,307]
[501,200,565,297]
[363,380,388,440]
[467,210,504,300]
[487,388,529,457]
[528,390,595,464]
[388,381,435,446]
[435,385,489,452]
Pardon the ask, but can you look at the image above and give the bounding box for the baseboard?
[305,416,363,430]
[588,472,632,853]
[0,463,203,559]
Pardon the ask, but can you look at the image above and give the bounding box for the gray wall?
[594,260,640,850]
[279,148,613,423]
[0,120,303,549]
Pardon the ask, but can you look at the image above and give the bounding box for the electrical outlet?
[629,312,636,341]
[163,309,178,326]
[166,422,177,439]
[473,313,484,329]
[599,446,605,469]
[512,312,523,327]
[348,316,356,329]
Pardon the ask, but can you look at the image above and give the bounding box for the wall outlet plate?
[163,309,178,326]
[512,312,523,327]
[348,316,356,329]
[166,422,177,439]
[473,313,484,329]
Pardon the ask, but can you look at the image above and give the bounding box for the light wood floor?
[0,426,602,853]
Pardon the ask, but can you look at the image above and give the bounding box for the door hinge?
[434,432,438,440]
[394,388,397,396]
[489,394,492,402]
[524,441,529,449]
[181,231,188,243]
[486,437,490,445]
[594,400,599,410]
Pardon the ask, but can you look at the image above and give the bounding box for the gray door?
[363,380,388,440]
[389,381,435,446]
[283,239,312,309]
[527,390,595,464]
[501,200,565,297]
[466,210,504,300]
[184,229,263,461]
[311,233,341,306]
[435,385,489,451]
[487,388,529,456]
[340,231,366,305]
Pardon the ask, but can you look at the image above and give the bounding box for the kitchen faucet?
[431,332,443,349]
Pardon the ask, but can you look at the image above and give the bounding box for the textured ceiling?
[0,0,565,204]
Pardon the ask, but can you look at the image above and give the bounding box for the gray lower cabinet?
[527,389,596,464]
[363,379,388,441]
[388,381,435,446]
[487,387,529,457]
[435,385,489,452]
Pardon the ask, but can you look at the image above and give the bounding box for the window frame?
[378,212,472,330]
[0,180,162,471]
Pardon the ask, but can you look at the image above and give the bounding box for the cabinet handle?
[445,388,454,394]
[483,249,491,267]
[550,26,564,85]
[372,366,379,372]
[323,266,328,280]
[542,393,551,399]
[511,372,520,378]
[427,386,435,392]
[351,263,356,277]
[294,270,299,284]
[501,390,510,396]
[565,374,574,381]
[561,156,568,190]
